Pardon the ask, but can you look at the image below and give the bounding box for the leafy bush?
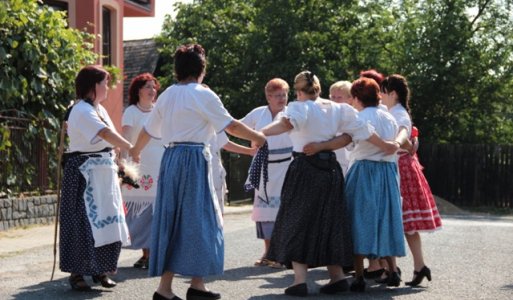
[0,0,97,195]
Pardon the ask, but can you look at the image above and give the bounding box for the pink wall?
[70,0,154,132]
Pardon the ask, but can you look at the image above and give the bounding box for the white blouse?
[67,100,115,152]
[241,106,292,153]
[348,106,398,162]
[122,105,163,149]
[388,103,412,136]
[285,98,373,152]
[144,83,233,145]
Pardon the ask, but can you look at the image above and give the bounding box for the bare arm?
[393,127,413,153]
[303,134,353,156]
[261,117,293,137]
[224,119,266,148]
[223,141,257,156]
[128,129,152,163]
[120,125,132,159]
[97,127,132,152]
[366,133,400,155]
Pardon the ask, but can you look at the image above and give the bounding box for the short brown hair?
[351,77,380,107]
[75,65,109,101]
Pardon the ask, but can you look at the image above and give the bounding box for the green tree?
[379,0,513,143]
[0,0,97,194]
[157,0,513,143]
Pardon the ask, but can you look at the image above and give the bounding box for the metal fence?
[417,144,513,208]
[3,122,513,209]
[0,115,52,195]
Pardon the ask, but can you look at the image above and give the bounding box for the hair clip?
[305,71,315,85]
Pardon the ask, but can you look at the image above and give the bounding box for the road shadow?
[211,266,425,299]
[10,266,153,300]
[11,277,114,300]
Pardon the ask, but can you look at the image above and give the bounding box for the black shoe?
[387,271,401,287]
[350,276,366,293]
[186,287,221,300]
[375,267,402,284]
[363,268,385,279]
[68,274,91,291]
[153,292,183,300]
[320,279,349,294]
[133,256,149,269]
[92,274,116,288]
[342,265,355,273]
[284,283,308,297]
[405,266,431,287]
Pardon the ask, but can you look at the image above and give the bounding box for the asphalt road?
[1,212,513,299]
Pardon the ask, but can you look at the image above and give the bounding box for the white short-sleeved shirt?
[285,98,373,152]
[212,131,229,152]
[67,100,115,152]
[122,105,162,149]
[388,103,412,136]
[241,106,292,153]
[349,106,398,162]
[144,83,233,144]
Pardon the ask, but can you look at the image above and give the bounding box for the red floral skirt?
[398,153,442,234]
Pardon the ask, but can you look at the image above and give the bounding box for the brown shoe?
[68,274,91,291]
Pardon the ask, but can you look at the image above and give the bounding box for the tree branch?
[470,0,492,34]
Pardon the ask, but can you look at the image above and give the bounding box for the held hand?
[128,147,141,163]
[253,132,267,148]
[383,141,400,155]
[402,139,414,155]
[303,142,322,156]
[248,147,259,157]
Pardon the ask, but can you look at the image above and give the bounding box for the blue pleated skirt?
[148,143,224,277]
[345,160,405,258]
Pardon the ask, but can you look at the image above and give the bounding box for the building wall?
[72,0,124,131]
[45,0,154,132]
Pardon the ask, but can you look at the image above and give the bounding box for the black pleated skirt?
[266,152,353,267]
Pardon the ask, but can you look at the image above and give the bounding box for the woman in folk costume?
[209,131,256,213]
[329,80,354,177]
[60,65,132,291]
[241,78,292,269]
[343,77,406,292]
[261,71,398,297]
[129,44,266,300]
[121,73,163,269]
[380,74,442,287]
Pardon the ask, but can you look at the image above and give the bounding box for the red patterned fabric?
[398,153,442,234]
[411,126,419,138]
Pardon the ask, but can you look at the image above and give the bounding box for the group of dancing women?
[58,42,442,299]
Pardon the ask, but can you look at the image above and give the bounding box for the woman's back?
[145,83,232,144]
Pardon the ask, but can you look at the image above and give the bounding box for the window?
[102,7,112,66]
[41,0,68,12]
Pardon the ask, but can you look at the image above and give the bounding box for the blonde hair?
[329,81,352,95]
[294,71,321,97]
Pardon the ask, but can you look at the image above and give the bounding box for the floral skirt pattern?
[399,154,443,234]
